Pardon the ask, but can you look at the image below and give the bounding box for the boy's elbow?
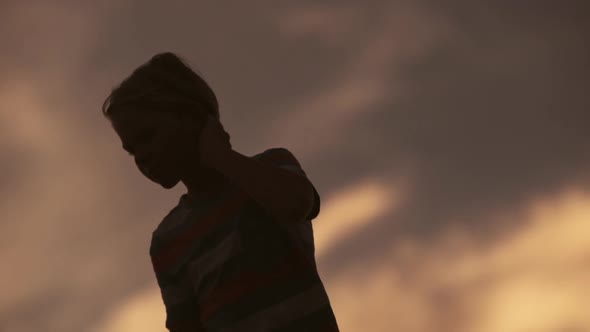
[291,179,316,223]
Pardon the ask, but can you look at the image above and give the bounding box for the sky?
[1,1,589,331]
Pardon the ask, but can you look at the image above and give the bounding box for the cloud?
[273,4,364,45]
[315,0,590,277]
[91,188,590,332]
[313,177,403,257]
[323,189,590,331]
[2,1,589,331]
[92,287,166,332]
[265,2,452,160]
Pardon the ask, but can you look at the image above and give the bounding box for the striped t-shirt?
[149,147,340,331]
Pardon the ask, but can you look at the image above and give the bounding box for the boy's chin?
[151,175,179,189]
[159,178,180,189]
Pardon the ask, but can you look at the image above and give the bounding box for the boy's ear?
[176,111,198,129]
[173,111,195,143]
[186,112,208,143]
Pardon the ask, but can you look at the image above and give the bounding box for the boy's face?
[110,107,203,189]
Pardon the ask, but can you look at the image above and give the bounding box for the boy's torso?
[150,178,339,331]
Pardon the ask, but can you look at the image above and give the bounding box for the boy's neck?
[183,166,230,200]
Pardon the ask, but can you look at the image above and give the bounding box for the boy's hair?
[102,52,219,120]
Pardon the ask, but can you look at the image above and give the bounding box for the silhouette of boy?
[102,52,340,331]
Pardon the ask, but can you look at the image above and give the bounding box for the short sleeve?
[257,147,321,221]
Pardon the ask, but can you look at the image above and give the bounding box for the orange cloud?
[325,189,590,331]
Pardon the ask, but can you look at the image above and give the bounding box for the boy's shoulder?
[152,147,300,241]
[151,203,191,238]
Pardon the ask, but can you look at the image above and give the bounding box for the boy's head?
[102,52,220,189]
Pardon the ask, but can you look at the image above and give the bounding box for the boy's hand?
[196,114,233,169]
